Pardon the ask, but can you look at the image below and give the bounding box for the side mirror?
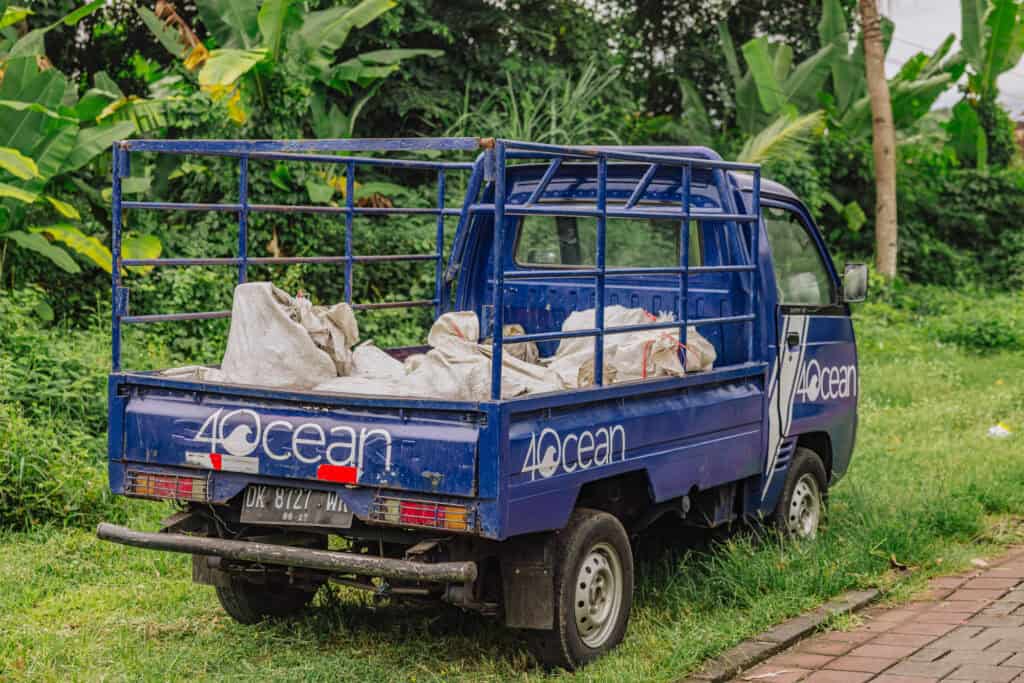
[843,263,868,303]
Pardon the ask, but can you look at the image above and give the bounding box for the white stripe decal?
[185,451,260,474]
[762,314,809,499]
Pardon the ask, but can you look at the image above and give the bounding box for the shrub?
[0,287,179,531]
[899,167,1024,287]
[862,280,1024,353]
[0,287,110,433]
[0,287,187,426]
[0,403,127,530]
[932,315,1024,353]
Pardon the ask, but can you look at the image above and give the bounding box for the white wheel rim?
[574,541,624,648]
[787,473,822,539]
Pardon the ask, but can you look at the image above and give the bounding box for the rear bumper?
[96,523,477,584]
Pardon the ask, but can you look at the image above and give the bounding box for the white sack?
[483,324,540,364]
[161,287,714,401]
[421,313,562,399]
[316,312,565,401]
[682,328,717,373]
[545,306,716,388]
[289,289,359,375]
[217,282,358,389]
[404,353,427,372]
[427,310,479,348]
[546,306,649,387]
[350,341,406,381]
[160,365,227,383]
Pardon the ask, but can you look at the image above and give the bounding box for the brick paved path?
[732,549,1024,683]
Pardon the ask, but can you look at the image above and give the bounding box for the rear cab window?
[515,210,702,268]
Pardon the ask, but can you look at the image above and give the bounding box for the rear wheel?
[771,447,827,540]
[528,508,633,670]
[216,576,321,624]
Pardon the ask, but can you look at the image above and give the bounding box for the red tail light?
[373,497,470,531]
[125,470,209,502]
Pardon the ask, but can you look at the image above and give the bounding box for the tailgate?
[115,383,481,497]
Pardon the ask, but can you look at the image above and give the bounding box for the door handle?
[786,332,801,349]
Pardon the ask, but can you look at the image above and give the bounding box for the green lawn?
[1,289,1023,681]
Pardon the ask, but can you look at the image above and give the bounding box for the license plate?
[240,485,354,528]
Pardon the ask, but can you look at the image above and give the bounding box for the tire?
[216,576,321,624]
[770,447,828,540]
[528,508,634,670]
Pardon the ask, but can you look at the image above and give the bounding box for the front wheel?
[771,447,828,540]
[528,508,634,670]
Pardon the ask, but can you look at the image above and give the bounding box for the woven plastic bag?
[217,282,358,389]
[317,312,564,400]
[545,306,716,387]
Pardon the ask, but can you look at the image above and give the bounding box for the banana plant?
[0,3,163,277]
[718,22,837,136]
[952,0,1024,167]
[816,0,965,139]
[140,0,441,127]
[961,0,1024,99]
[714,17,873,233]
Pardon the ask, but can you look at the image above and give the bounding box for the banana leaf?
[783,44,836,113]
[0,181,37,203]
[947,99,987,168]
[292,0,396,83]
[198,48,267,87]
[0,146,38,179]
[44,195,79,219]
[137,6,187,59]
[982,0,1024,89]
[65,121,135,173]
[257,0,299,61]
[2,230,80,273]
[961,0,987,71]
[0,6,32,30]
[197,0,261,50]
[742,37,785,114]
[32,224,111,272]
[717,22,743,89]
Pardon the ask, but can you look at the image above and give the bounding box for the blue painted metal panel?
[501,377,765,538]
[119,389,481,498]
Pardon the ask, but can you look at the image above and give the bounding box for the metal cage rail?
[110,137,761,402]
[476,139,761,399]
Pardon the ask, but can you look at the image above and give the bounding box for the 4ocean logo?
[794,359,857,402]
[520,425,627,481]
[182,407,393,480]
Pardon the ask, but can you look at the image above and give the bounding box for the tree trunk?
[859,0,898,278]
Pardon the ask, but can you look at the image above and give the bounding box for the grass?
[1,286,1023,681]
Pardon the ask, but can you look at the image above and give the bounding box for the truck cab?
[98,138,866,670]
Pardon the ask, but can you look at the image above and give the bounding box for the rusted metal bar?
[97,523,477,583]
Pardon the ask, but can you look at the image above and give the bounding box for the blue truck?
[97,137,866,669]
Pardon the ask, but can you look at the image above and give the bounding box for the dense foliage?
[2,0,1022,316]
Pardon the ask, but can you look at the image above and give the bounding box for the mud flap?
[499,533,556,629]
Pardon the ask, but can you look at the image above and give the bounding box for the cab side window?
[763,206,834,307]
